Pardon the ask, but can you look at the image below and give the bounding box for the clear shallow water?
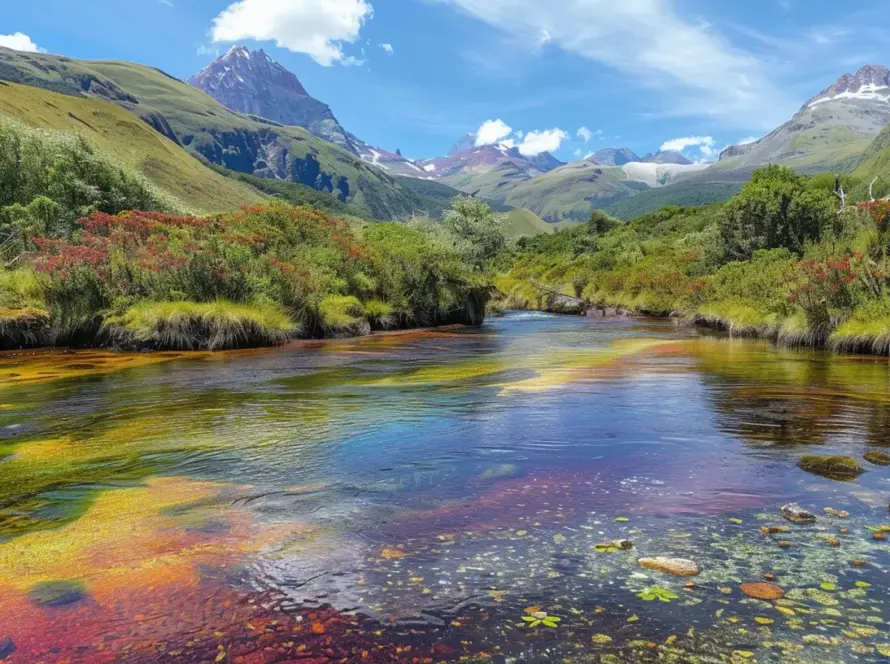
[0,313,889,663]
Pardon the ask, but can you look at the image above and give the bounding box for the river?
[0,312,888,663]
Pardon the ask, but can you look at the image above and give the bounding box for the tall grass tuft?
[828,299,890,355]
[104,301,298,351]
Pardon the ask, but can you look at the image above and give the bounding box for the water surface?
[1,313,889,663]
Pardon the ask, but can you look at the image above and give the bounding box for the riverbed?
[0,312,888,663]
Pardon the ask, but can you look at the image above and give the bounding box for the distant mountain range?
[3,43,890,227]
[186,49,890,221]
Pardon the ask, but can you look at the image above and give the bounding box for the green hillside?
[504,208,553,238]
[504,162,643,222]
[853,122,890,198]
[605,181,742,220]
[437,162,534,204]
[0,47,455,221]
[0,80,262,213]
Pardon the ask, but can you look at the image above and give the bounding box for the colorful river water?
[0,312,888,663]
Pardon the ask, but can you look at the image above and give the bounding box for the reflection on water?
[0,314,889,662]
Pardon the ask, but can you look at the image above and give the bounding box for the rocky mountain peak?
[806,64,890,108]
[642,150,693,166]
[188,45,352,149]
[589,148,641,167]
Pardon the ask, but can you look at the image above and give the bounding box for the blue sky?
[3,0,889,162]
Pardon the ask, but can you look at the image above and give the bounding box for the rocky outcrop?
[545,293,587,315]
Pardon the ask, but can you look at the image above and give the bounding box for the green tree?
[587,210,619,236]
[717,165,836,261]
[440,196,508,270]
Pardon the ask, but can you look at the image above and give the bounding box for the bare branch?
[870,177,879,202]
[835,186,847,216]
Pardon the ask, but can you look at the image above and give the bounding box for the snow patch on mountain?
[621,162,708,187]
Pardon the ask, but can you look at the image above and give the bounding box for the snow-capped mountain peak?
[807,65,890,108]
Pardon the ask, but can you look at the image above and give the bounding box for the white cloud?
[577,126,593,142]
[434,0,795,127]
[519,128,568,156]
[210,0,373,67]
[380,42,393,54]
[660,136,715,153]
[475,119,513,146]
[738,136,759,145]
[0,32,44,53]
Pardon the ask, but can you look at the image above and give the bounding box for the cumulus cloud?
[380,43,393,54]
[475,119,514,146]
[210,0,373,66]
[577,126,593,143]
[434,0,795,126]
[519,128,568,156]
[0,32,44,53]
[660,136,715,153]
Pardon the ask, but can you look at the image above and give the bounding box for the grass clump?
[318,295,366,332]
[105,300,297,351]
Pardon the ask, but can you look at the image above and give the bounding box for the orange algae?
[0,477,304,597]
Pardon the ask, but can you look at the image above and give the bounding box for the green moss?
[798,455,863,481]
[864,450,890,466]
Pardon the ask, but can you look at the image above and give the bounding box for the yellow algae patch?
[0,477,303,598]
[369,359,509,387]
[0,346,274,389]
[498,339,686,393]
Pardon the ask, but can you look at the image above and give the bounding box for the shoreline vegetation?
[0,114,502,351]
[497,165,890,356]
[6,103,890,357]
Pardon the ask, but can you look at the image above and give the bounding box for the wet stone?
[781,503,816,523]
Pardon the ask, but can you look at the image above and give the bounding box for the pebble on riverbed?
[637,556,700,577]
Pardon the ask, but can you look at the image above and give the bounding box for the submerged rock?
[797,455,863,481]
[595,539,634,552]
[29,580,87,607]
[638,556,700,577]
[864,450,890,466]
[781,503,816,523]
[741,582,785,600]
[0,638,14,660]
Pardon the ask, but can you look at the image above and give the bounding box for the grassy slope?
[437,162,534,204]
[0,47,451,221]
[605,181,742,220]
[504,208,553,238]
[0,80,263,213]
[504,162,642,222]
[853,122,890,186]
